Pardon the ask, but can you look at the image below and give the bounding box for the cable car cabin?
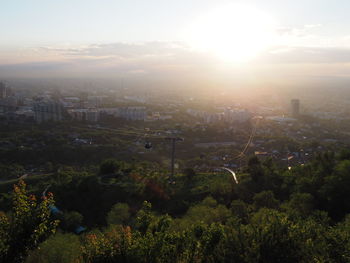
[144,142,152,149]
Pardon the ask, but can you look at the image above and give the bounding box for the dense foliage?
[0,180,59,263]
[1,150,350,262]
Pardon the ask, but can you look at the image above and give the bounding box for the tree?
[253,191,280,210]
[319,160,350,219]
[173,197,231,230]
[285,193,314,217]
[183,168,196,181]
[246,209,302,263]
[231,199,249,223]
[106,203,130,225]
[0,180,59,263]
[62,211,83,232]
[135,201,154,234]
[99,159,121,175]
[247,156,264,183]
[26,233,81,263]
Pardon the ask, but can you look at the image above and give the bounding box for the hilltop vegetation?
[1,150,350,262]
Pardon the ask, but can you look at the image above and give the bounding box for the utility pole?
[165,137,183,180]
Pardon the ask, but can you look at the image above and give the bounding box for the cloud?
[0,42,220,79]
[276,24,322,37]
[36,42,191,59]
[259,46,350,64]
[3,40,350,84]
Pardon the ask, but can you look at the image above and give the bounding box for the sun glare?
[188,4,277,62]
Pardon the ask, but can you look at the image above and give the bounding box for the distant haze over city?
[1,0,350,91]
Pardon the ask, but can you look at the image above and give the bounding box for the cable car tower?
[165,137,184,180]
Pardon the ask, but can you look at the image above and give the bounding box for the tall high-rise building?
[291,99,300,117]
[0,82,8,99]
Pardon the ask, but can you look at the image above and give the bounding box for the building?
[0,82,7,99]
[0,82,8,99]
[33,101,64,123]
[118,107,146,121]
[224,108,251,123]
[85,109,99,122]
[99,107,147,121]
[187,107,251,124]
[0,96,18,111]
[204,113,222,124]
[87,96,108,107]
[266,116,297,123]
[0,82,10,99]
[0,82,17,113]
[291,99,300,117]
[68,109,100,122]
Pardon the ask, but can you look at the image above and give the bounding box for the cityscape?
[0,79,348,172]
[1,1,350,262]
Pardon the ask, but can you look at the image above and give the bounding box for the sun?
[188,4,277,62]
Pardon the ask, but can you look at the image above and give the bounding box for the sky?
[2,0,350,45]
[1,0,350,87]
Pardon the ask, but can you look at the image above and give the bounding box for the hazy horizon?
[2,0,350,90]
